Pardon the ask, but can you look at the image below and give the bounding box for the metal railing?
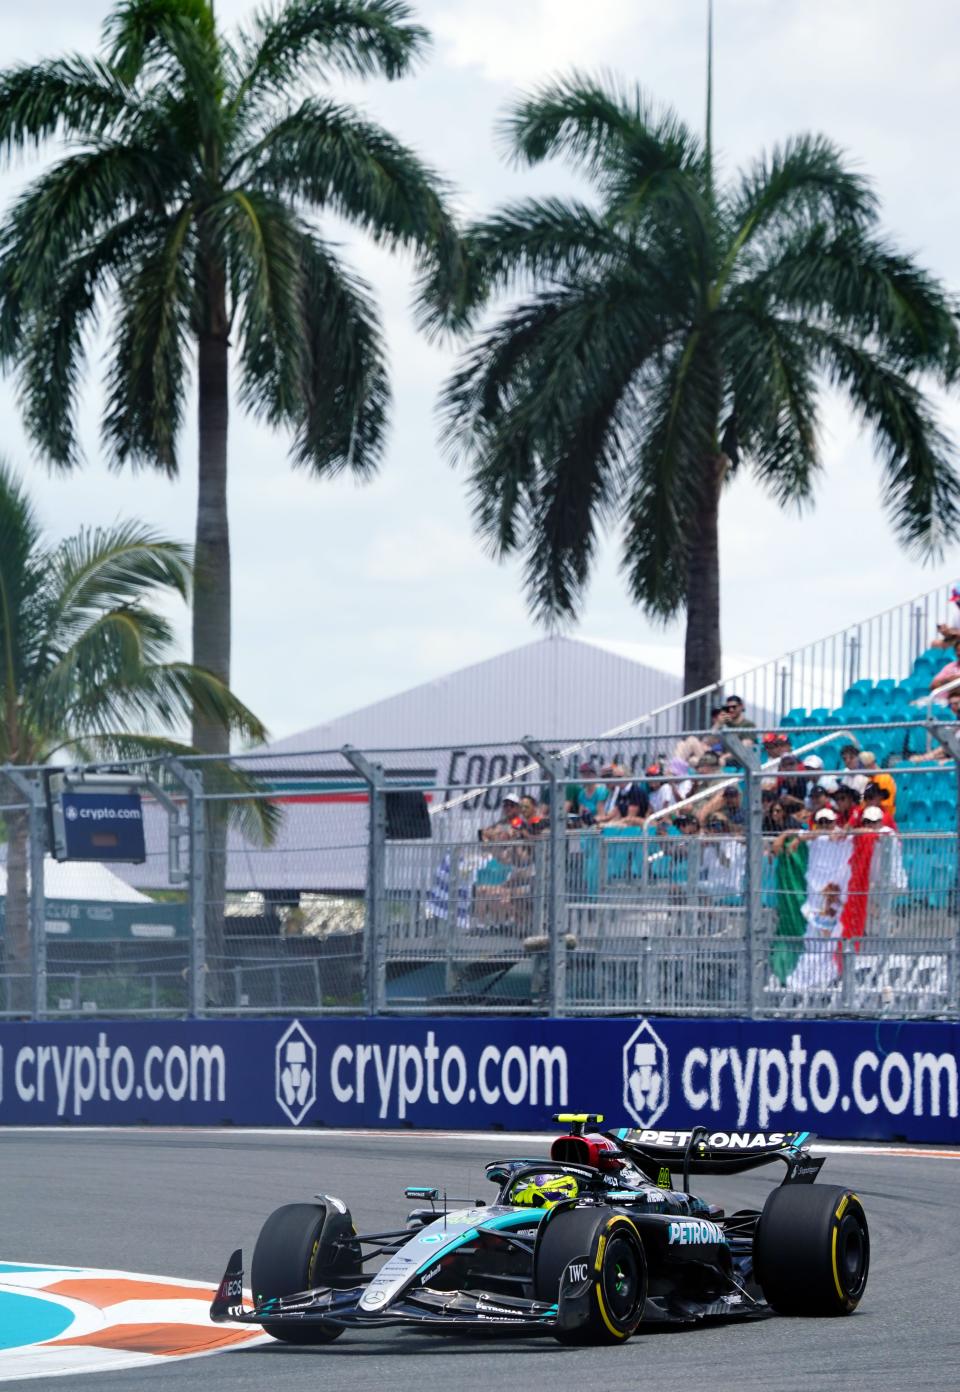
[0,713,957,1019]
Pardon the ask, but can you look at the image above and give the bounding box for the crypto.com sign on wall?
[0,1017,956,1143]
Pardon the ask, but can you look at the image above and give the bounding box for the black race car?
[210,1116,869,1346]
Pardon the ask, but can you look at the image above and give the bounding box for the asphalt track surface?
[2,1128,959,1392]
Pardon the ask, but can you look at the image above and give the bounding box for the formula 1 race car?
[210,1117,869,1346]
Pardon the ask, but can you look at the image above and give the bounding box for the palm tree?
[425,72,960,698]
[0,0,459,754]
[0,462,266,1012]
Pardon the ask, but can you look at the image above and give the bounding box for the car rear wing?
[610,1126,822,1187]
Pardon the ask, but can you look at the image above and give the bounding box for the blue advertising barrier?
[0,1016,957,1143]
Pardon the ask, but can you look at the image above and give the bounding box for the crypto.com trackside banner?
[0,1017,957,1144]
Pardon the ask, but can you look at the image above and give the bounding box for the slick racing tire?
[252,1200,360,1345]
[535,1207,646,1345]
[754,1185,869,1317]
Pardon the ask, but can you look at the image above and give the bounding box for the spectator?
[720,784,746,826]
[597,762,650,824]
[722,695,756,729]
[931,581,960,647]
[519,794,549,834]
[648,763,684,816]
[565,763,609,825]
[786,882,844,992]
[766,798,805,834]
[834,784,862,828]
[909,687,960,761]
[858,752,896,817]
[762,732,792,766]
[808,783,837,822]
[839,745,869,795]
[777,753,808,802]
[929,638,960,700]
[672,811,700,835]
[700,812,745,897]
[693,749,724,795]
[862,782,896,828]
[482,791,526,840]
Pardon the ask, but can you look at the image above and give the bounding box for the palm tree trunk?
[682,452,726,715]
[4,809,33,1015]
[193,261,231,749]
[193,258,231,1007]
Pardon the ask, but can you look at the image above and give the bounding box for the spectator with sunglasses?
[722,695,756,730]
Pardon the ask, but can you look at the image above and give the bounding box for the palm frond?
[807,326,960,553]
[504,71,691,174]
[622,332,719,618]
[234,0,427,111]
[102,211,193,473]
[0,460,48,710]
[724,135,876,266]
[739,224,960,382]
[503,75,710,274]
[105,0,216,83]
[0,142,180,329]
[0,57,130,155]
[721,308,821,504]
[48,522,191,625]
[225,189,306,426]
[247,96,453,252]
[421,198,625,335]
[241,231,390,477]
[13,215,152,467]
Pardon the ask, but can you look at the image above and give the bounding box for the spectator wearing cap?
[565,763,609,825]
[858,752,896,817]
[722,695,756,729]
[833,783,862,828]
[761,732,792,767]
[648,762,686,816]
[482,792,526,840]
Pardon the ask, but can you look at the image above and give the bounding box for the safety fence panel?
[0,720,957,1020]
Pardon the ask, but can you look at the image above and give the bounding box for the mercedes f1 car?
[210,1117,869,1346]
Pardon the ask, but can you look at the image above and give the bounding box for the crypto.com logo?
[275,1020,317,1126]
[622,1019,669,1128]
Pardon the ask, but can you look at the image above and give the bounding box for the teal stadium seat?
[780,708,807,728]
[809,707,831,725]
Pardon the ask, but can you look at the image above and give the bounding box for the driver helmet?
[509,1172,579,1208]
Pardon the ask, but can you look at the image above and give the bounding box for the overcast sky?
[2,0,959,740]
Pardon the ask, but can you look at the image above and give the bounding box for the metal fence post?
[930,722,960,1017]
[720,733,763,1016]
[166,760,206,1017]
[6,770,47,1019]
[522,739,566,1016]
[343,746,386,1015]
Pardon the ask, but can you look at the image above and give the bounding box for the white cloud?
[431,0,641,84]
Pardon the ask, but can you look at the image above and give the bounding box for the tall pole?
[705,0,715,198]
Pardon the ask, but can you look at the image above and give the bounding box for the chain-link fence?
[0,718,957,1019]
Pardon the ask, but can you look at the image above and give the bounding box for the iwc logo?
[622,1019,669,1128]
[275,1020,317,1126]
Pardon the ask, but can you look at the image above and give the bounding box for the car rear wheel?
[754,1185,869,1316]
[251,1200,360,1344]
[535,1207,646,1345]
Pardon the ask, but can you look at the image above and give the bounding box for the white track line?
[2,1125,958,1158]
